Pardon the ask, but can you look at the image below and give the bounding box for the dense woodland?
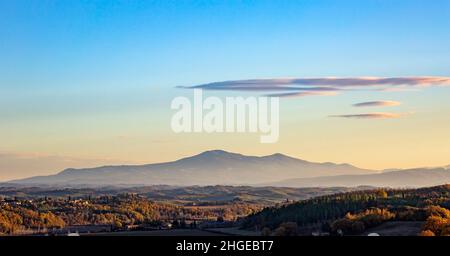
[0,194,261,235]
[242,185,450,236]
[1,185,450,236]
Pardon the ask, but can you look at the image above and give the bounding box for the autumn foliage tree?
[421,206,450,236]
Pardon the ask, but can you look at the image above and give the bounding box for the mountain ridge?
[264,167,450,188]
[8,150,373,186]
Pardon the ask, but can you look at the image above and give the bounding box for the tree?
[172,220,180,228]
[351,221,365,234]
[419,230,435,236]
[422,216,449,235]
[427,205,450,218]
[113,219,123,229]
[273,222,298,236]
[331,218,355,235]
[261,227,271,236]
[376,190,388,199]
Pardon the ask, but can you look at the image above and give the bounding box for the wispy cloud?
[353,101,401,107]
[378,87,421,92]
[329,112,406,119]
[177,76,441,120]
[179,77,450,96]
[265,91,338,98]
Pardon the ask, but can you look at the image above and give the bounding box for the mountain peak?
[201,149,233,155]
[176,150,246,163]
[189,150,307,163]
[196,150,244,158]
[268,153,286,158]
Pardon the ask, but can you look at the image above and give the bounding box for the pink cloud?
[353,101,401,107]
[329,112,407,119]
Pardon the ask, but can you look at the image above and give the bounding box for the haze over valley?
[5,150,450,188]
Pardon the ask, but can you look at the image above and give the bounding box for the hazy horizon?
[1,1,450,181]
[2,149,449,182]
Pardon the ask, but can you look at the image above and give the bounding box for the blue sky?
[2,0,450,89]
[1,0,450,180]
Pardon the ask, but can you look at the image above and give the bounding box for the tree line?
[242,185,450,236]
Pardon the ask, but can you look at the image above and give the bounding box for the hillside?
[0,185,370,205]
[241,184,450,236]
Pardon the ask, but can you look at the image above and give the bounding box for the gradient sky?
[1,0,450,180]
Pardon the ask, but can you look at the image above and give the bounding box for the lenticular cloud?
[178,76,450,97]
[353,101,401,107]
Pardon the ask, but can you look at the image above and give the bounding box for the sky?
[1,0,450,180]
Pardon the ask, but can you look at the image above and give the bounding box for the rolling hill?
[0,185,371,205]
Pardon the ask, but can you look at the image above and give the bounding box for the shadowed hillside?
[242,184,450,236]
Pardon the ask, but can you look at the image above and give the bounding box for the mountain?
[7,150,373,186]
[265,167,450,188]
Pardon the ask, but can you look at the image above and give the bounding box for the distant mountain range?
[6,150,450,188]
[264,167,450,188]
[8,150,373,186]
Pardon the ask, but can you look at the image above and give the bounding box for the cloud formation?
[179,77,450,96]
[177,76,443,120]
[265,91,338,98]
[329,112,405,119]
[353,101,401,107]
